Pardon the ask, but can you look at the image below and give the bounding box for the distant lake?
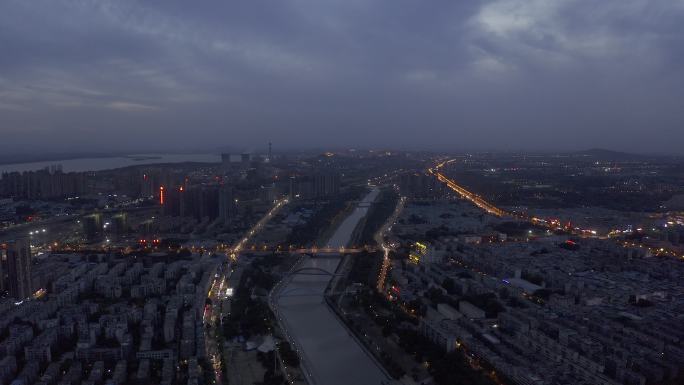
[0,153,221,174]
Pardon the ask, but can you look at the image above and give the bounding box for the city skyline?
[1,149,683,385]
[1,1,684,154]
[2,2,684,385]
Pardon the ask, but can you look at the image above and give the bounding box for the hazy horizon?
[2,1,683,154]
[1,146,680,167]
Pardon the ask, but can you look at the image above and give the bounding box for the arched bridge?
[276,286,323,298]
[295,247,370,254]
[274,267,343,298]
[287,266,342,276]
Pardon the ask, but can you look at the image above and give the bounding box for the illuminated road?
[430,161,508,217]
[229,197,289,259]
[430,159,684,258]
[375,196,405,292]
[204,197,289,383]
[432,160,578,229]
[431,161,594,233]
[249,247,374,254]
[431,159,610,235]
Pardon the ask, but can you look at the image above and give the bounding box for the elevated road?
[429,161,509,217]
[429,159,671,252]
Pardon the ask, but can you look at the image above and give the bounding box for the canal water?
[276,188,387,385]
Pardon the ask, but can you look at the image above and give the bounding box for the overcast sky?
[1,0,683,155]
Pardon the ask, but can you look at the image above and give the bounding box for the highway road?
[430,160,508,217]
[430,159,684,258]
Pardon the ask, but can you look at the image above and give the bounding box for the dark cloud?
[1,0,683,154]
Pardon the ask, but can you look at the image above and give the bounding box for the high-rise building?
[218,185,236,225]
[197,186,219,220]
[0,169,86,199]
[82,213,103,241]
[400,172,445,199]
[111,213,128,239]
[162,186,183,217]
[313,173,340,198]
[0,248,4,293]
[259,184,275,203]
[288,172,341,200]
[138,169,183,198]
[175,185,220,221]
[7,239,32,300]
[288,176,296,198]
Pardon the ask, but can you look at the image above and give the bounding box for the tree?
[533,289,552,300]
[498,287,510,300]
[277,342,300,368]
[442,278,455,294]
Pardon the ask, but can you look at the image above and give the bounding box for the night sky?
[1,0,683,154]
